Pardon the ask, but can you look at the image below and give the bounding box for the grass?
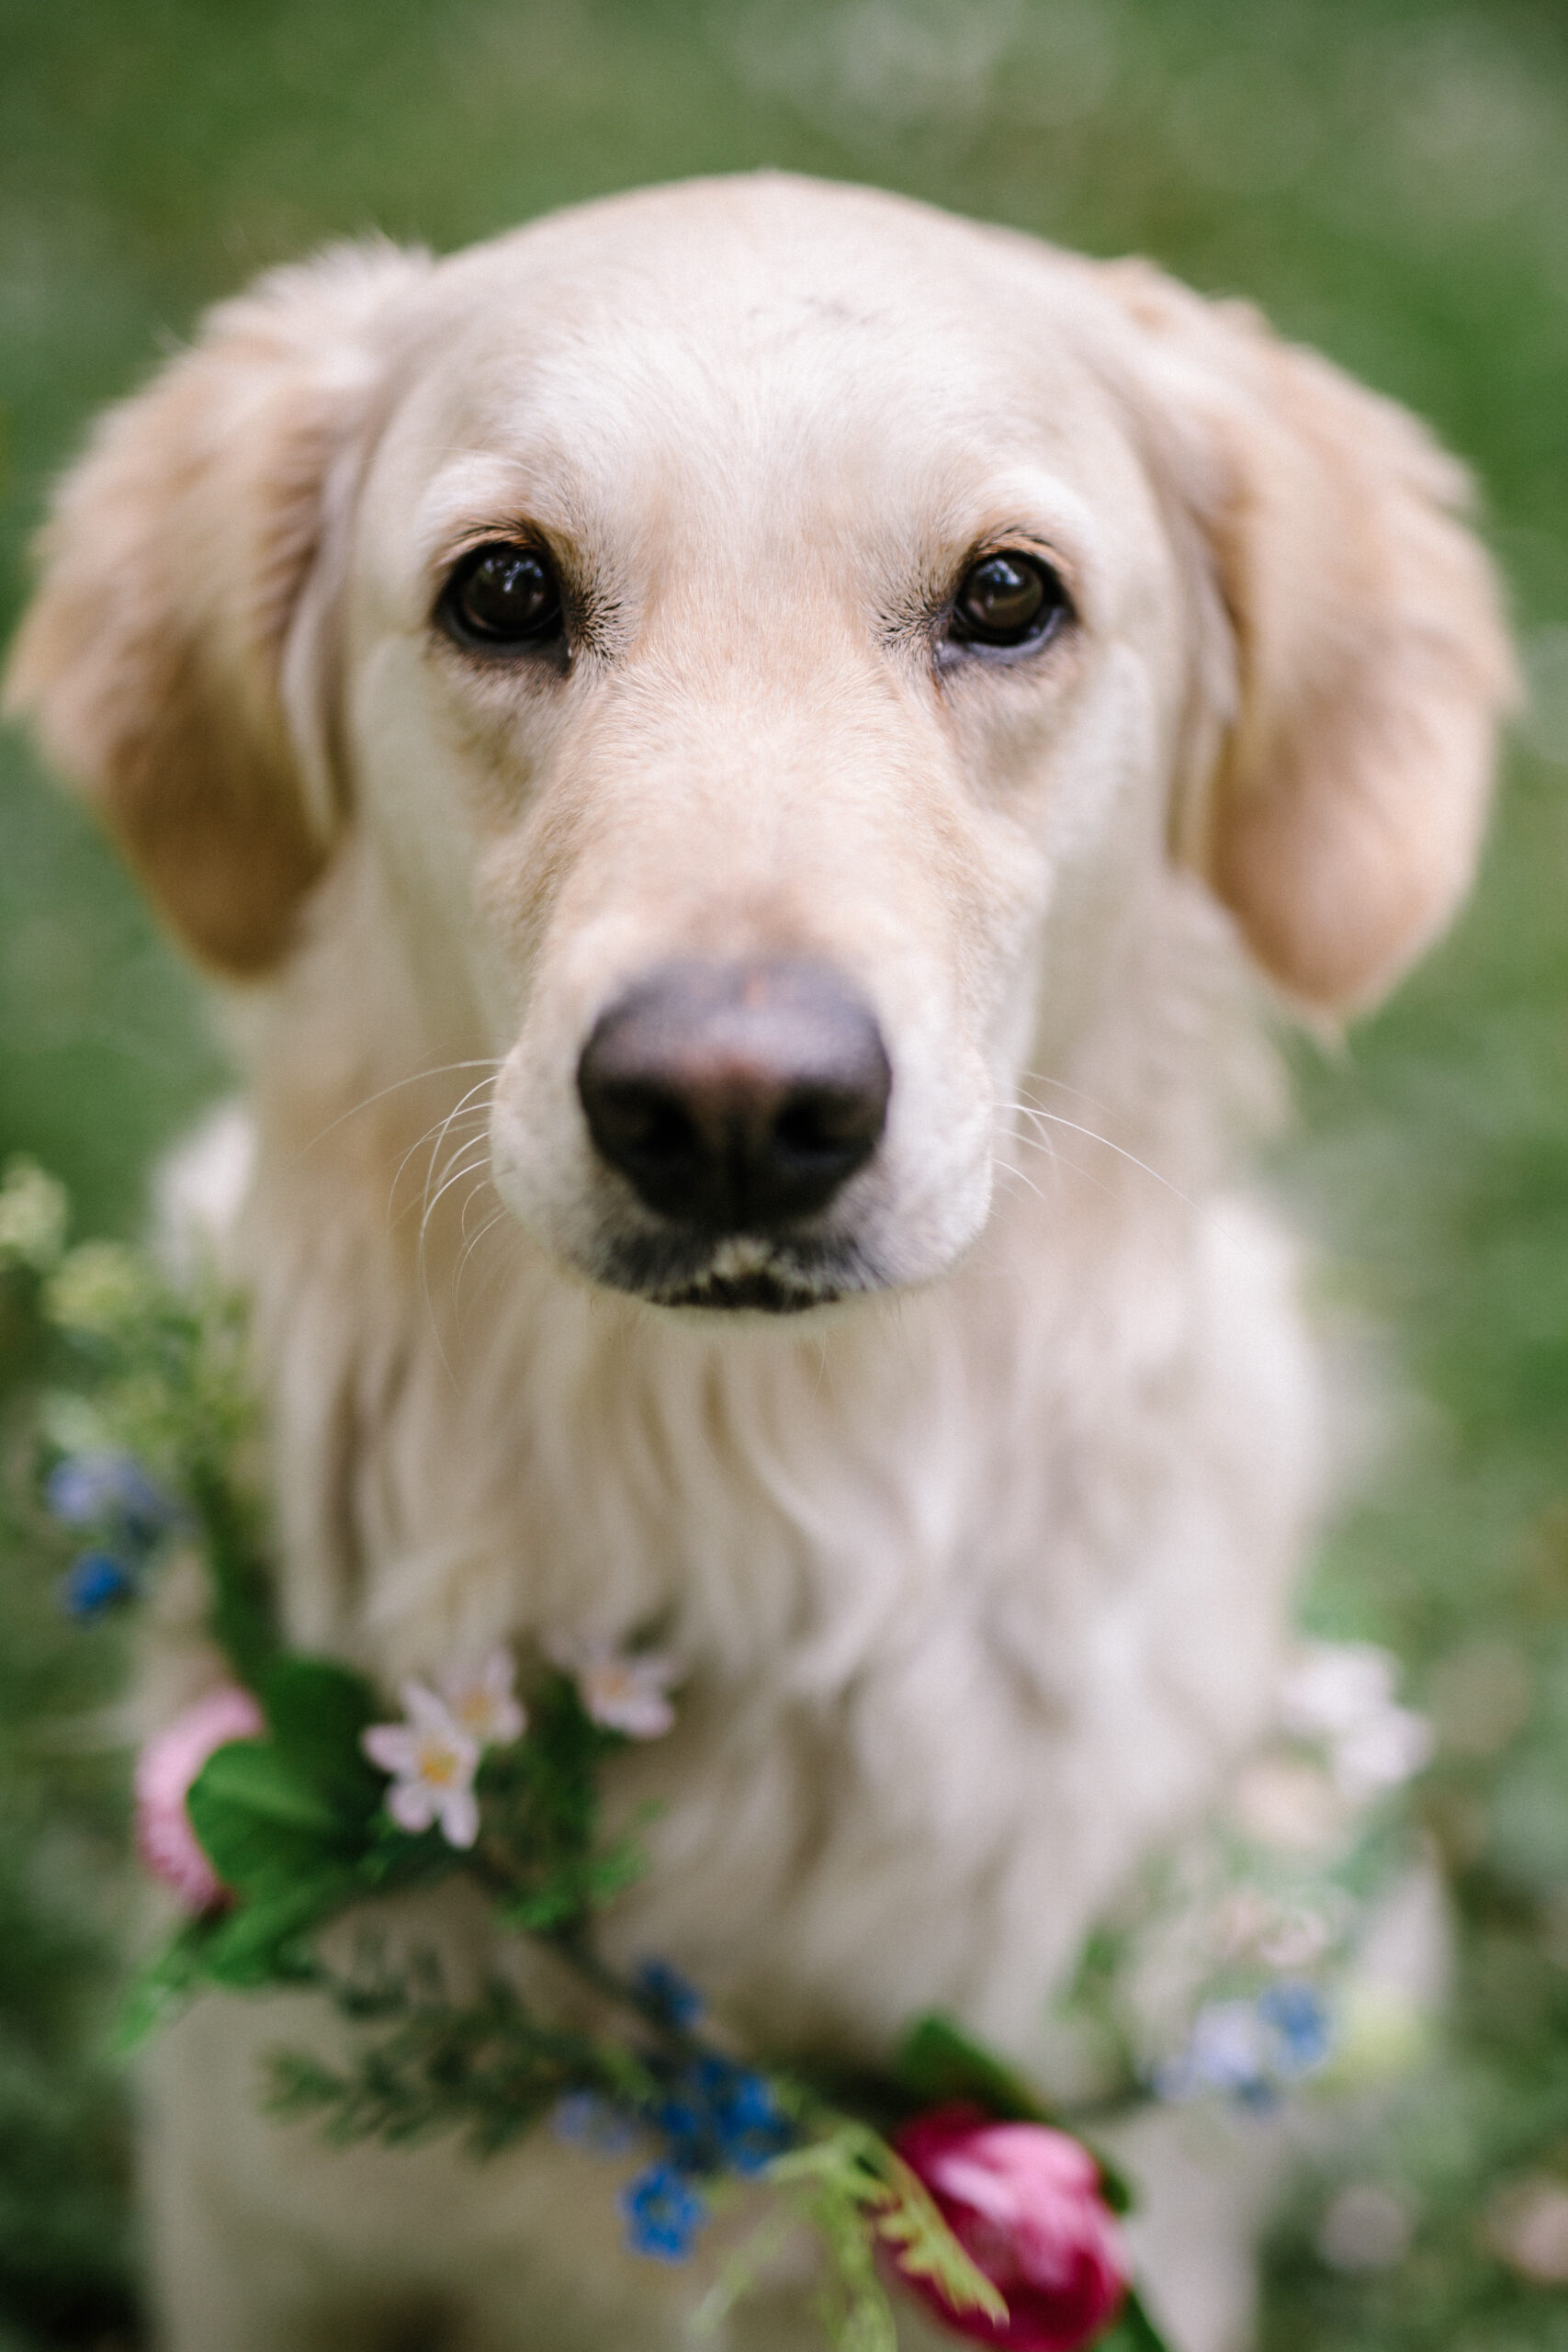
[2,0,1567,2343]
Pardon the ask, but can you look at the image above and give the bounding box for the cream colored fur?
[5,175,1513,2352]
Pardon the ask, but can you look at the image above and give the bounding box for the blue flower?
[620,2163,706,2261]
[633,1957,703,2028]
[1258,1980,1333,2078]
[1158,1983,1335,2109]
[552,2091,637,2154]
[58,1551,137,1621]
[653,2056,792,2177]
[705,2063,792,2176]
[1156,2000,1271,2106]
[46,1453,176,1551]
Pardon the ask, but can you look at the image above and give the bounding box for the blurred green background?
[2,0,1567,2345]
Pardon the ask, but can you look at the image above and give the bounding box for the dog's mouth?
[595,1229,874,1315]
[653,1268,833,1314]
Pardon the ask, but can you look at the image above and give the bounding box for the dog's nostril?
[578,959,891,1233]
[599,1092,699,1170]
[773,1090,874,1164]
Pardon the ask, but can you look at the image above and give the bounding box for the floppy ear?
[4,242,429,976]
[1104,262,1516,1014]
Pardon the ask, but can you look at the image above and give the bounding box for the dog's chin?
[589,1229,882,1317]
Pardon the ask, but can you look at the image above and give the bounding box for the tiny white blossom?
[544,1633,681,1739]
[437,1649,526,1750]
[1332,1708,1434,1801]
[362,1682,480,1849]
[1279,1643,1433,1803]
[1280,1643,1399,1741]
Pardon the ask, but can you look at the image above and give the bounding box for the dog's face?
[6,179,1511,1314]
[348,195,1191,1307]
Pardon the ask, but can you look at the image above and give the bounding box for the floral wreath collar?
[2,1159,1438,2352]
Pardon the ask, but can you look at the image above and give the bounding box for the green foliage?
[893,2010,1055,2124]
[766,2122,1009,2352]
[0,1208,137,2346]
[31,1200,277,1692]
[479,1675,648,1934]
[148,1667,640,1999]
[265,1958,660,2156]
[1097,2295,1174,2352]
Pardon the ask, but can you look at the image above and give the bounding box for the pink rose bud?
[134,1684,265,1912]
[893,2105,1132,2352]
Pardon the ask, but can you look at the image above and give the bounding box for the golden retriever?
[6,175,1512,2352]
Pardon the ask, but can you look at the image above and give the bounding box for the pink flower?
[543,1632,681,1739]
[892,2106,1131,2352]
[134,1684,265,1912]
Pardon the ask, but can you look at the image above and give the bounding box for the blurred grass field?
[2,0,1568,2344]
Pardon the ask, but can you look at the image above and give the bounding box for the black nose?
[577,958,891,1231]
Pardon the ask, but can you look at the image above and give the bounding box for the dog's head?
[6,177,1512,1313]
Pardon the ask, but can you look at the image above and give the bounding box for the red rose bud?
[893,2105,1132,2352]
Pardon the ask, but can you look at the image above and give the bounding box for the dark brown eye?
[950,551,1071,650]
[440,541,563,648]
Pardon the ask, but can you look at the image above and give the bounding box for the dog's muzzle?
[577,957,890,1308]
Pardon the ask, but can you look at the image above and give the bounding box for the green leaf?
[186,1739,351,1894]
[114,1917,226,2051]
[198,1872,363,1984]
[501,1883,584,1932]
[1093,2290,1174,2352]
[1093,2153,1135,2216]
[261,1656,383,1817]
[866,2158,1009,2325]
[892,2011,1053,2122]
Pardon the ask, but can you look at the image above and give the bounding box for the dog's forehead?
[381,180,1140,563]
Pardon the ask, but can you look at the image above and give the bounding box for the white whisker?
[417,1077,502,1234]
[389,1090,495,1224]
[990,1154,1045,1205]
[453,1204,514,1320]
[294,1059,503,1167]
[1014,1067,1125,1125]
[420,1137,493,1241]
[1002,1098,1189,1204]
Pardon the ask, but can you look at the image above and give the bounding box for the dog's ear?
[4,242,429,977]
[1104,262,1516,1014]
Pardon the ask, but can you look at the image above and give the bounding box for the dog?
[6,173,1512,2352]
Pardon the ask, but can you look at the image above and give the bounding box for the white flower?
[362,1683,481,1849]
[1279,1641,1433,1803]
[1280,1643,1398,1741]
[436,1649,526,1750]
[1332,1707,1433,1801]
[544,1633,681,1739]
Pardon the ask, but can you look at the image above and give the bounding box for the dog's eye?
[440,541,563,648]
[949,552,1071,650]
